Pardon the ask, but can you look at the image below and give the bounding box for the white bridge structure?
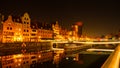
[51,40,120,68]
[52,40,120,44]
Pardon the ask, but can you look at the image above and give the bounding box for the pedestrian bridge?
[51,40,119,52]
[52,40,120,44]
[86,48,114,52]
[52,40,120,68]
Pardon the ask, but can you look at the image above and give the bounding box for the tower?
[52,21,60,39]
[75,22,83,37]
[71,24,78,40]
[71,22,83,40]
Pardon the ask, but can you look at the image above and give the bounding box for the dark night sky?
[0,0,120,37]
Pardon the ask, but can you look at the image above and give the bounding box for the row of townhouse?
[0,12,69,43]
[0,12,54,43]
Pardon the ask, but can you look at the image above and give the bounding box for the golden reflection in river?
[0,50,55,68]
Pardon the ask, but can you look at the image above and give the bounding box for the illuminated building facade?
[37,28,53,40]
[52,21,69,40]
[0,12,55,43]
[31,21,54,41]
[2,13,31,43]
[52,21,60,36]
[14,21,23,42]
[21,13,31,42]
[2,15,15,43]
[30,26,38,42]
[59,28,69,40]
[0,12,73,43]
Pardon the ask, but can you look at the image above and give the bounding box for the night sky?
[0,0,120,37]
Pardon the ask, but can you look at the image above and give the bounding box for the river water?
[59,54,109,68]
[0,44,116,68]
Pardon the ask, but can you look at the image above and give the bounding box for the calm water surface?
[0,43,115,68]
[0,50,110,68]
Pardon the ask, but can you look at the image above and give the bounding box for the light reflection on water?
[0,44,115,68]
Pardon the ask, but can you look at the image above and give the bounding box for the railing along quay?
[101,44,120,68]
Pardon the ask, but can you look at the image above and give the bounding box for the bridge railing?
[101,44,120,68]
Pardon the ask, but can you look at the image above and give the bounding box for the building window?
[23,34,29,36]
[26,61,29,63]
[27,18,28,20]
[27,22,29,24]
[10,27,12,30]
[7,27,9,30]
[9,66,11,68]
[31,56,36,59]
[32,60,36,64]
[31,34,36,36]
[23,62,25,64]
[27,30,29,32]
[24,30,26,32]
[32,30,36,32]
[6,66,8,68]
[24,22,26,24]
[24,18,26,20]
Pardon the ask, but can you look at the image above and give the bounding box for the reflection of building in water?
[0,51,54,68]
[53,49,64,65]
[1,55,14,68]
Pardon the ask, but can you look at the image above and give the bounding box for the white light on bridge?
[73,41,120,44]
[87,48,114,52]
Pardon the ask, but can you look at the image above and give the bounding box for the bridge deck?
[52,41,120,44]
